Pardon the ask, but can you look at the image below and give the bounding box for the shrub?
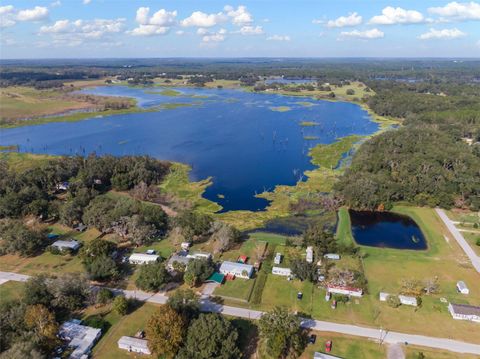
[387,295,401,308]
[112,295,128,315]
[96,288,114,305]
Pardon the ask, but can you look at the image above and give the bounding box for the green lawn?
[214,278,256,302]
[335,206,354,246]
[0,281,25,305]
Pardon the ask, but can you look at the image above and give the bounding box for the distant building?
[117,336,151,355]
[379,292,390,302]
[167,254,192,271]
[274,253,282,265]
[52,240,81,252]
[219,261,254,279]
[398,295,418,307]
[56,182,70,191]
[272,267,291,276]
[181,242,191,250]
[129,253,160,265]
[448,303,480,322]
[306,246,314,263]
[327,285,363,297]
[75,223,87,232]
[456,281,469,295]
[186,252,212,260]
[324,253,340,260]
[59,320,102,359]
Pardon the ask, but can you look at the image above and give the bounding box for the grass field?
[335,206,354,246]
[309,135,362,169]
[214,278,256,302]
[0,281,25,305]
[270,106,291,112]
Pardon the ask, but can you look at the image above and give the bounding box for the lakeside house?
[129,253,160,265]
[274,253,282,265]
[167,254,192,271]
[272,267,291,276]
[327,284,363,297]
[59,320,102,359]
[448,303,480,322]
[398,295,418,307]
[456,281,469,295]
[219,261,254,279]
[324,253,340,260]
[117,336,151,355]
[306,246,314,263]
[52,240,81,252]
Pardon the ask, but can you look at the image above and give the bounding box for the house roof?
[59,321,101,359]
[129,253,160,261]
[327,285,363,293]
[118,336,150,351]
[450,303,480,316]
[457,281,468,290]
[220,261,254,273]
[168,254,191,266]
[207,272,225,284]
[52,240,80,249]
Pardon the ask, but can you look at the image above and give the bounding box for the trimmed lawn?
[336,206,354,246]
[214,278,256,302]
[135,238,176,259]
[0,281,24,305]
[92,303,159,359]
[405,345,478,359]
[463,232,480,256]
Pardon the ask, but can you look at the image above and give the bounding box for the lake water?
[349,210,427,250]
[0,86,378,212]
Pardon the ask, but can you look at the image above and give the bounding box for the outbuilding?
[379,292,390,302]
[448,303,480,322]
[219,261,254,279]
[456,281,469,295]
[324,253,340,260]
[272,267,291,276]
[117,336,151,355]
[398,295,418,307]
[274,253,282,265]
[52,240,81,252]
[59,320,102,359]
[129,253,160,265]
[186,252,212,260]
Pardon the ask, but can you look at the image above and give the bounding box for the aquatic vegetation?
[303,136,319,140]
[269,106,291,112]
[296,101,315,107]
[299,121,318,127]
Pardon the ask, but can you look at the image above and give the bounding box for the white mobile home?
[219,261,254,279]
[306,246,313,263]
[274,253,282,265]
[327,285,363,297]
[456,281,469,294]
[324,253,340,260]
[186,252,212,260]
[52,240,81,251]
[59,320,102,359]
[118,336,151,355]
[129,253,160,265]
[272,267,291,276]
[448,303,480,322]
[398,295,418,307]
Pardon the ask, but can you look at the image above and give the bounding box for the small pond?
[349,210,427,250]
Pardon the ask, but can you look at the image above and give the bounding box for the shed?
[456,281,469,295]
[52,240,81,251]
[59,320,102,359]
[117,336,151,355]
[206,272,225,284]
[237,255,248,264]
[398,295,418,307]
[324,253,340,260]
[219,261,254,279]
[379,292,390,302]
[274,253,282,265]
[47,233,60,240]
[129,253,160,265]
[271,267,291,276]
[181,242,191,250]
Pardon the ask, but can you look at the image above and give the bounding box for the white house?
[167,254,192,271]
[181,242,191,250]
[327,285,363,297]
[118,336,151,355]
[219,261,254,279]
[324,253,340,260]
[59,320,102,359]
[272,267,291,276]
[187,252,212,260]
[306,246,313,263]
[398,295,418,307]
[274,253,282,265]
[379,292,390,302]
[129,253,160,265]
[52,240,81,251]
[448,303,480,322]
[456,281,469,295]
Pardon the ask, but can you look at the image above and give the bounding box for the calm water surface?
[0,86,378,212]
[350,210,427,250]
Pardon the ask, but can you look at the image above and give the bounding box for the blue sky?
[1,0,479,58]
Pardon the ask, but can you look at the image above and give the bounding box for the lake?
[349,210,427,250]
[0,86,378,212]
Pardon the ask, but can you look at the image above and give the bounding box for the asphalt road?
[435,208,480,274]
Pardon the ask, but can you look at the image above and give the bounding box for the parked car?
[297,292,303,300]
[308,334,317,344]
[325,340,332,352]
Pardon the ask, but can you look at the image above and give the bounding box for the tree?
[210,222,240,254]
[184,259,214,287]
[146,305,187,358]
[84,256,119,281]
[167,289,200,321]
[23,275,54,309]
[291,259,317,282]
[0,220,46,256]
[24,305,59,351]
[176,313,241,359]
[96,288,114,305]
[112,295,128,315]
[135,262,170,292]
[0,340,45,359]
[303,225,336,256]
[48,273,90,312]
[176,212,212,240]
[387,295,401,308]
[258,307,306,359]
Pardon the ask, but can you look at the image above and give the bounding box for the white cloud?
[224,5,253,25]
[176,30,185,35]
[238,25,263,35]
[50,1,61,8]
[202,28,227,42]
[326,12,362,28]
[428,1,480,21]
[312,19,324,24]
[1,5,49,27]
[197,28,208,35]
[266,35,291,41]
[129,7,177,36]
[83,0,91,4]
[0,5,15,28]
[418,28,466,40]
[369,7,424,25]
[340,28,384,39]
[477,40,480,47]
[181,11,227,27]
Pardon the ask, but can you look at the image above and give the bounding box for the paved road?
[435,208,480,274]
[2,270,480,355]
